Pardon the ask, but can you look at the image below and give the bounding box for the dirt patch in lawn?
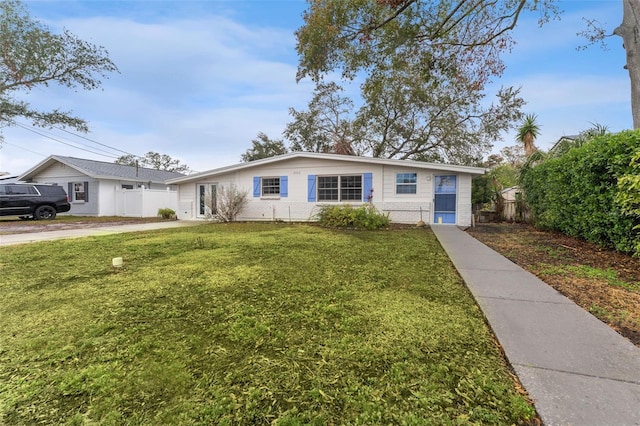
[466,223,640,347]
[0,216,170,235]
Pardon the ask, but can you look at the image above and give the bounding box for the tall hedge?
[520,130,640,254]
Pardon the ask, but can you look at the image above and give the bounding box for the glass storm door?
[434,175,456,224]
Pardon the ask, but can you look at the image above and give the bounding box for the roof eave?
[167,153,485,184]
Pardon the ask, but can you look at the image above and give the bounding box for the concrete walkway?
[0,221,202,246]
[431,225,640,426]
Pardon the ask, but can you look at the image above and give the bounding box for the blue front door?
[434,175,456,224]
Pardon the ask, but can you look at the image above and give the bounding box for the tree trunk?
[614,0,640,128]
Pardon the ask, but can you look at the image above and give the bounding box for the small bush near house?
[157,208,176,219]
[520,129,640,255]
[316,204,390,230]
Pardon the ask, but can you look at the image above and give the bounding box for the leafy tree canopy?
[296,0,557,83]
[285,82,360,155]
[115,152,190,174]
[0,0,118,139]
[290,1,558,164]
[499,144,526,167]
[241,132,288,162]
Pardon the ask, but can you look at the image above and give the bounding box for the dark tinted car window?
[37,185,65,196]
[4,185,38,195]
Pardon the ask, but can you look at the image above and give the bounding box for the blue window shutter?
[280,176,288,197]
[68,183,73,201]
[84,182,89,202]
[307,175,316,202]
[253,177,261,197]
[363,173,373,202]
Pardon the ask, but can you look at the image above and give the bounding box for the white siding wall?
[178,184,197,219]
[32,162,82,179]
[457,174,472,227]
[176,157,476,226]
[380,167,433,224]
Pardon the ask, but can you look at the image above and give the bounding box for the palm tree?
[517,114,541,156]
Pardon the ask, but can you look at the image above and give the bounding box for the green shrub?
[157,208,176,219]
[316,204,390,230]
[520,130,640,255]
[616,150,640,255]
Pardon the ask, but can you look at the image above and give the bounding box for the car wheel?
[34,205,57,220]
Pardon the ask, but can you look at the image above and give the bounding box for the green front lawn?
[0,223,534,425]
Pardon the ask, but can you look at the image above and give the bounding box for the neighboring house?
[0,175,20,184]
[548,135,580,157]
[18,155,184,217]
[167,152,486,226]
[501,186,521,222]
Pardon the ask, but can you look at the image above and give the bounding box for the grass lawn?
[0,223,534,425]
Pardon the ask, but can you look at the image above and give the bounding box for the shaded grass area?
[0,223,534,425]
[534,264,640,292]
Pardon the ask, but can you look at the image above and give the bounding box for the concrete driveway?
[0,221,202,246]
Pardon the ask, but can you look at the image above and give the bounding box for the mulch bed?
[466,223,640,347]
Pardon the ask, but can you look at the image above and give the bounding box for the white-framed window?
[318,175,362,201]
[71,182,86,202]
[253,176,288,198]
[261,177,280,196]
[396,173,417,194]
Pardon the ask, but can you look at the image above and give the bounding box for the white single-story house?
[167,152,486,226]
[18,155,184,217]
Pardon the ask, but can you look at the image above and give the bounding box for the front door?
[434,175,456,224]
[197,184,217,218]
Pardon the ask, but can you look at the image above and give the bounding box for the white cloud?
[1,8,315,175]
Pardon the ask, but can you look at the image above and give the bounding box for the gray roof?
[19,155,185,183]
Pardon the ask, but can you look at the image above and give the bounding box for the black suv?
[0,184,71,220]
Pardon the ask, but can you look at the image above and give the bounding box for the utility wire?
[0,140,48,157]
[52,125,138,156]
[13,122,120,159]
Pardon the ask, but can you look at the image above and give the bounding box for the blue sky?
[0,0,631,175]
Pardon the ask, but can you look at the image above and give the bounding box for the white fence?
[115,189,179,217]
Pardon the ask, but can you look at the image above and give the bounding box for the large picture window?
[317,175,362,201]
[396,173,417,194]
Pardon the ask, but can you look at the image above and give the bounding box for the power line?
[13,122,122,159]
[52,125,137,156]
[0,140,48,157]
